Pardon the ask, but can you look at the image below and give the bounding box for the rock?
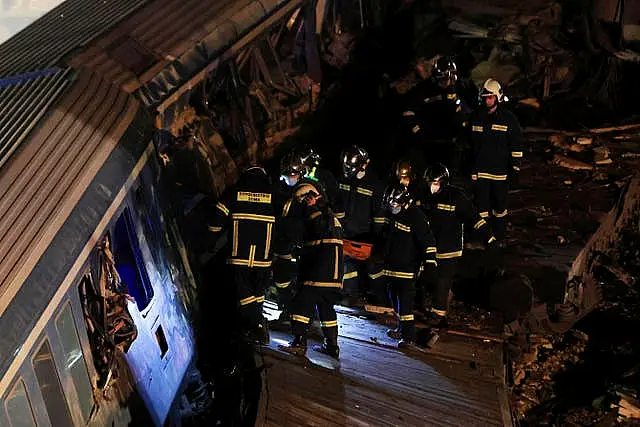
[594,146,613,165]
[552,154,594,170]
[576,137,593,145]
[549,135,586,152]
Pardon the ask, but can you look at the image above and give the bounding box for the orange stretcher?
[343,240,373,261]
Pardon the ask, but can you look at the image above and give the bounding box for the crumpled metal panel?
[137,0,295,108]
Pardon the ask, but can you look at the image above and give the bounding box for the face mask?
[282,175,298,187]
[430,182,440,194]
[390,206,401,215]
[356,171,366,180]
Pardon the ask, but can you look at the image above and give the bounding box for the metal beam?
[156,0,305,114]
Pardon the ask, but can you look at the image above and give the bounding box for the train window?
[5,379,36,427]
[55,303,94,422]
[32,340,73,427]
[113,207,154,310]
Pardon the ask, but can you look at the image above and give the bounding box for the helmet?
[481,78,504,103]
[394,159,415,185]
[341,145,369,179]
[297,145,321,167]
[432,57,457,82]
[383,184,413,214]
[423,163,450,186]
[280,152,308,177]
[244,164,267,176]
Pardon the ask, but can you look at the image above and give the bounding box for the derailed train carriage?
[0,0,323,425]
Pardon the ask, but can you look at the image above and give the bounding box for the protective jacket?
[383,206,437,278]
[338,172,386,240]
[208,171,282,268]
[469,105,524,181]
[421,185,494,259]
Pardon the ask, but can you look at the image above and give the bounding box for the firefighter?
[422,163,496,327]
[469,78,523,244]
[379,183,437,348]
[279,182,344,358]
[207,165,281,344]
[337,145,386,305]
[400,56,470,172]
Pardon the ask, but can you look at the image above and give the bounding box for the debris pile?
[511,330,589,419]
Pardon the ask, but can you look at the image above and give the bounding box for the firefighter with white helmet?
[468,78,523,245]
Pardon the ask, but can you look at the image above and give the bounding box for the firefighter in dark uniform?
[279,182,344,358]
[422,164,496,327]
[400,57,471,173]
[469,78,524,244]
[337,145,386,305]
[379,183,437,348]
[207,165,281,344]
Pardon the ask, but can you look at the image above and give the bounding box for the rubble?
[552,154,593,171]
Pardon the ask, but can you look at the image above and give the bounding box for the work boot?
[313,340,340,359]
[313,327,340,359]
[278,335,307,357]
[257,318,270,345]
[425,312,449,330]
[386,327,402,340]
[398,339,425,352]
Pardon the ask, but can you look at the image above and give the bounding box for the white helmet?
[481,78,504,103]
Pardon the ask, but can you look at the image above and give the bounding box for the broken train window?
[78,232,139,398]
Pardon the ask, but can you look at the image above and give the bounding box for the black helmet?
[341,145,369,179]
[432,56,457,82]
[394,158,415,184]
[423,163,450,186]
[383,183,413,213]
[280,152,308,177]
[297,145,321,168]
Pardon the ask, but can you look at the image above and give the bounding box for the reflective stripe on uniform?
[303,281,343,288]
[216,202,230,216]
[436,250,463,259]
[511,151,523,158]
[305,238,343,246]
[208,226,222,232]
[356,187,373,196]
[431,308,447,316]
[231,213,275,222]
[240,296,256,306]
[227,259,272,267]
[491,124,508,132]
[472,125,483,132]
[477,172,507,181]
[292,314,311,323]
[339,183,351,191]
[479,211,489,218]
[473,219,487,230]
[275,281,291,288]
[488,236,496,244]
[383,270,414,279]
[437,203,455,212]
[369,271,385,280]
[335,212,346,219]
[344,271,358,280]
[320,320,338,328]
[373,217,386,224]
[399,314,414,321]
[264,223,273,258]
[426,247,437,254]
[255,296,265,303]
[394,222,411,232]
